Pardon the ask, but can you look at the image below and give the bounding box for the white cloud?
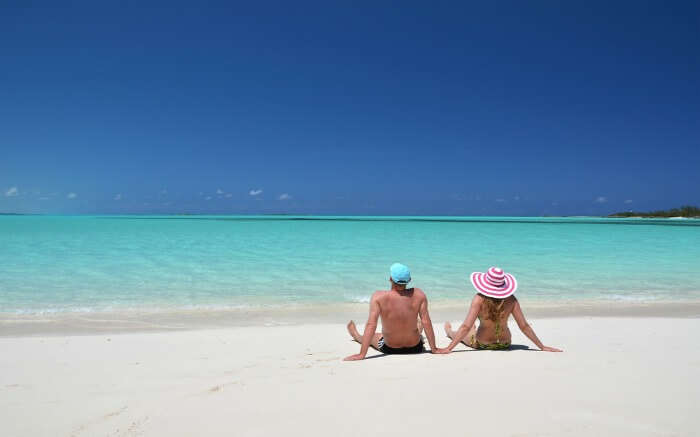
[114,193,122,201]
[4,186,18,197]
[225,193,233,198]
[495,198,506,203]
[39,197,49,201]
[205,196,212,200]
[513,195,520,201]
[278,193,291,200]
[249,189,263,196]
[67,192,77,199]
[595,196,607,203]
[216,188,224,195]
[624,199,633,204]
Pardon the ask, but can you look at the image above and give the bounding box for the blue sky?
[1,1,698,215]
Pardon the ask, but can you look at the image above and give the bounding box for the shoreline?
[2,299,699,337]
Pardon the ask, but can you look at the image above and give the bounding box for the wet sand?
[2,300,700,336]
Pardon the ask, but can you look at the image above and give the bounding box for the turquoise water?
[1,215,699,313]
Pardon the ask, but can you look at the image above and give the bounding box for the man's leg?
[347,320,382,351]
[444,321,478,349]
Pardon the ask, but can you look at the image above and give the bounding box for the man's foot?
[444,321,453,338]
[347,320,361,343]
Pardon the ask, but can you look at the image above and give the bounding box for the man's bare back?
[373,287,425,347]
[344,263,448,360]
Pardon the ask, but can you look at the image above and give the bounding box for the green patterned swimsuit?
[471,318,511,350]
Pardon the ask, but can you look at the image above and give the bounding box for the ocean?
[1,215,699,314]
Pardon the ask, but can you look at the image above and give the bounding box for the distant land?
[1,210,699,218]
[609,205,700,218]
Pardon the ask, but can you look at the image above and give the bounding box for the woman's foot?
[347,320,361,343]
[444,321,454,338]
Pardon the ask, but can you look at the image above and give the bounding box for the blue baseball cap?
[390,263,411,284]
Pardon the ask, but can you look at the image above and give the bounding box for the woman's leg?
[346,320,382,350]
[444,321,478,349]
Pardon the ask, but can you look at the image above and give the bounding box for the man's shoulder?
[411,287,427,298]
[371,290,390,300]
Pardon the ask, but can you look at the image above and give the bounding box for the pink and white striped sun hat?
[470,267,517,299]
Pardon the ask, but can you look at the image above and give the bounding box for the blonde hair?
[482,295,505,321]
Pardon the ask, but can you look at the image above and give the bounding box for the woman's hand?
[541,346,563,352]
[431,348,451,354]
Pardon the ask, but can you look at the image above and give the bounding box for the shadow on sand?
[363,343,534,359]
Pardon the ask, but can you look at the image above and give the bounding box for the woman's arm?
[511,298,562,352]
[446,295,483,351]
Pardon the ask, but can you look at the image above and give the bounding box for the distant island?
[609,205,700,218]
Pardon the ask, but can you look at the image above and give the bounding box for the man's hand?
[541,346,563,352]
[343,353,366,361]
[431,348,451,354]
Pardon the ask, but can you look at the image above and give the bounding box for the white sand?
[1,317,698,436]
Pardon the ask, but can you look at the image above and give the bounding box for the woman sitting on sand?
[444,267,562,352]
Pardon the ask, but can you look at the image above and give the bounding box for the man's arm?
[446,294,482,351]
[512,298,562,352]
[419,293,448,354]
[344,293,381,361]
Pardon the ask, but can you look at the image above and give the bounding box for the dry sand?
[1,317,698,436]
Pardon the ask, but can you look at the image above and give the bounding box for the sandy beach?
[2,316,698,437]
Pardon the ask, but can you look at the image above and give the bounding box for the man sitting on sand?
[344,263,448,360]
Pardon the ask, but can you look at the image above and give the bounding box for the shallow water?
[1,215,699,313]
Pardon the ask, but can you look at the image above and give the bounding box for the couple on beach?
[344,263,562,360]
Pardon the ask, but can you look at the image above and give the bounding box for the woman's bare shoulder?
[503,296,518,313]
